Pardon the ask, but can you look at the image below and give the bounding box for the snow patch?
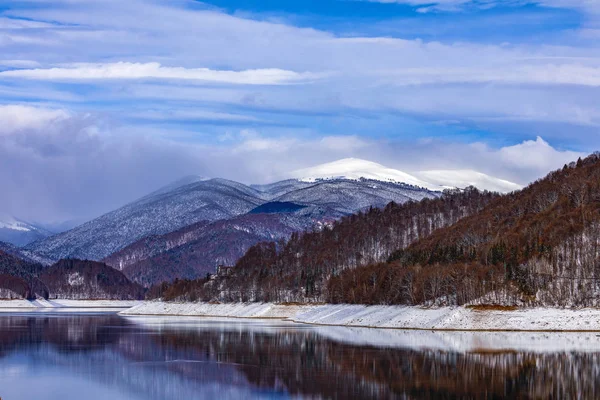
[67,272,84,286]
[0,214,32,232]
[293,158,443,191]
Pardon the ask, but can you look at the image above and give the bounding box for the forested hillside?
[329,154,600,307]
[39,259,144,300]
[152,153,600,308]
[0,250,143,300]
[104,213,317,286]
[149,187,498,301]
[0,250,47,299]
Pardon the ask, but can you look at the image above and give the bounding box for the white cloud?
[0,105,71,134]
[0,62,320,85]
[497,136,583,171]
[2,0,600,129]
[0,103,588,222]
[319,136,370,151]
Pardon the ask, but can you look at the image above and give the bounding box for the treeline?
[149,187,498,302]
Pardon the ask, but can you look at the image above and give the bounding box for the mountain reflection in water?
[0,313,599,399]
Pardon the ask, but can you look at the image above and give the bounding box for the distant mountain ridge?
[0,214,53,247]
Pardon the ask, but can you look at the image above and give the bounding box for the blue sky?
[0,0,598,222]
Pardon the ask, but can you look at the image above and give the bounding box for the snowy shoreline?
[0,299,140,311]
[120,302,600,332]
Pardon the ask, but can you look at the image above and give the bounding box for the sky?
[0,0,598,224]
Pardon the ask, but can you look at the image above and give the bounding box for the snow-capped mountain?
[293,158,443,191]
[415,170,522,193]
[292,158,521,194]
[0,214,53,247]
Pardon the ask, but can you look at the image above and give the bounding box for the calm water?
[1,312,600,399]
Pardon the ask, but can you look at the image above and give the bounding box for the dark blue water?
[0,312,599,399]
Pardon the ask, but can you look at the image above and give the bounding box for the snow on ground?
[0,299,140,311]
[0,299,36,308]
[122,302,600,332]
[121,301,319,319]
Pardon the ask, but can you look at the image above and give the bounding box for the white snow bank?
[0,299,140,311]
[122,302,600,332]
[121,301,319,319]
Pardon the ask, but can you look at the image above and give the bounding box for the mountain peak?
[292,158,522,194]
[292,158,442,191]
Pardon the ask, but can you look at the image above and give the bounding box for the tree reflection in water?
[0,313,598,399]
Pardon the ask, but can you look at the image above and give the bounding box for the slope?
[330,154,600,306]
[120,213,316,287]
[415,170,522,193]
[27,178,267,262]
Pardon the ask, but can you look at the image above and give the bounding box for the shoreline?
[0,299,140,311]
[2,299,600,332]
[120,302,600,332]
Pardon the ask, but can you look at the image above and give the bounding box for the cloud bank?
[0,105,586,223]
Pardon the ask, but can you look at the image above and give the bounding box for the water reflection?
[0,313,599,399]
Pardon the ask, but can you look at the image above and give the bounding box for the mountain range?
[164,154,600,309]
[1,158,522,291]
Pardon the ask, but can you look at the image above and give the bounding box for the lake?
[0,311,599,399]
